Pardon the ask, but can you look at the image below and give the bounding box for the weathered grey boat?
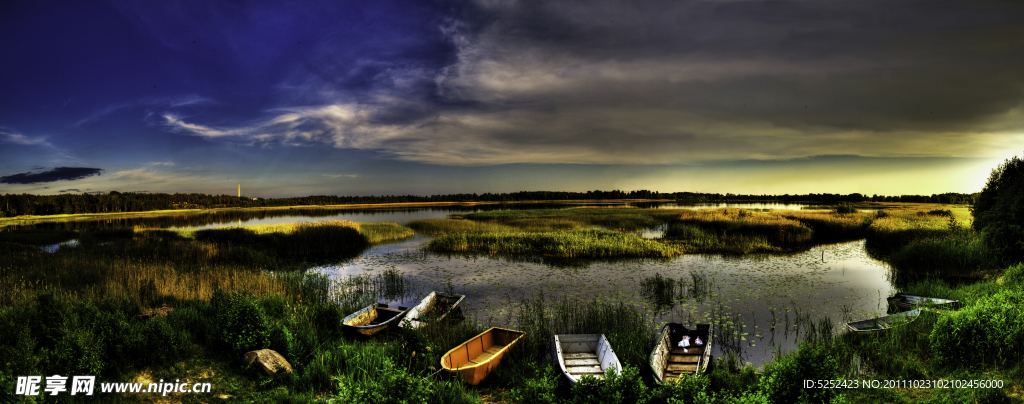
[887,293,960,312]
[342,303,410,336]
[554,334,622,384]
[403,291,466,329]
[649,324,713,383]
[845,308,921,333]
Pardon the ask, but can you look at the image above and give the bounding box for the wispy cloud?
[110,162,194,184]
[323,173,359,179]
[1,131,53,147]
[76,95,215,127]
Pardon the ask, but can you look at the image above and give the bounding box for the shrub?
[758,343,843,404]
[53,325,105,376]
[270,323,297,359]
[141,316,184,364]
[645,373,711,404]
[931,289,1024,368]
[506,363,559,404]
[833,204,857,214]
[334,355,434,404]
[1002,262,1024,287]
[569,366,647,404]
[33,291,65,350]
[220,295,271,355]
[972,153,1024,265]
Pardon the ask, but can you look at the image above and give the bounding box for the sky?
[1,0,1023,198]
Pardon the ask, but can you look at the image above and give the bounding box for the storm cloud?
[163,0,1024,165]
[0,167,103,184]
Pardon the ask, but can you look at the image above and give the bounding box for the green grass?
[426,230,681,258]
[660,208,818,253]
[358,222,415,243]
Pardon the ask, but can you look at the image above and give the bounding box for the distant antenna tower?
[238,184,240,198]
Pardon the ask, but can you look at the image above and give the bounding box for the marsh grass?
[864,204,972,253]
[640,273,677,310]
[865,205,998,286]
[427,230,681,258]
[662,209,813,253]
[0,220,393,308]
[640,271,713,311]
[488,293,657,392]
[408,218,520,235]
[331,268,412,306]
[461,208,661,232]
[887,232,994,285]
[781,211,873,242]
[358,222,415,243]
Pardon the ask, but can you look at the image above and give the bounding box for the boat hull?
[846,309,921,333]
[441,327,525,385]
[342,303,410,336]
[403,291,466,329]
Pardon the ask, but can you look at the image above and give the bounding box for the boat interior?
[558,335,616,380]
[345,303,405,327]
[444,328,523,369]
[655,324,709,382]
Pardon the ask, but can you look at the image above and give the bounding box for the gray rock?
[243,349,292,376]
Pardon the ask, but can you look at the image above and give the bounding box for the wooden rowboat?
[554,334,622,384]
[846,308,920,333]
[403,291,466,329]
[441,327,525,385]
[342,303,410,336]
[649,323,712,383]
[887,293,960,312]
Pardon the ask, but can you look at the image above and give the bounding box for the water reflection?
[40,239,78,253]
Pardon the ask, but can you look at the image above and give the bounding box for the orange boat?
[440,327,525,385]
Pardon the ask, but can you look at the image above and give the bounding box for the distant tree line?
[0,190,977,218]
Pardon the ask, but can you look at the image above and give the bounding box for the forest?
[0,190,976,218]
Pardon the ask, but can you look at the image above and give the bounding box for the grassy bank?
[417,207,876,257]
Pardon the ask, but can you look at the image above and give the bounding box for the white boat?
[554,334,622,384]
[649,324,712,383]
[403,291,466,328]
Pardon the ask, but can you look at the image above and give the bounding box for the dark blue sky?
[2,0,1022,197]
